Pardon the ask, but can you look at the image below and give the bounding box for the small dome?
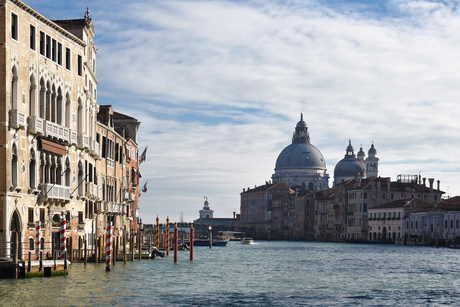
[296,112,307,128]
[334,140,365,179]
[357,145,365,158]
[368,143,377,155]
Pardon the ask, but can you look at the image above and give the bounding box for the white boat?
[241,237,254,244]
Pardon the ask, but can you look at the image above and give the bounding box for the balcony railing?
[10,110,27,129]
[70,130,78,145]
[85,182,99,199]
[39,183,70,203]
[106,202,124,214]
[78,132,90,150]
[44,120,70,143]
[28,116,44,135]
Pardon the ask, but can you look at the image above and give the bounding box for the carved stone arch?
[11,64,19,110]
[57,86,63,125]
[65,92,71,128]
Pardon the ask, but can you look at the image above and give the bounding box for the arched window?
[77,98,83,134]
[29,238,34,250]
[65,93,71,128]
[39,78,46,119]
[56,158,62,185]
[46,81,51,121]
[57,87,63,125]
[29,149,36,189]
[78,161,84,196]
[11,66,18,110]
[51,85,56,123]
[308,182,314,190]
[11,144,18,187]
[29,75,37,116]
[363,203,368,212]
[65,158,71,187]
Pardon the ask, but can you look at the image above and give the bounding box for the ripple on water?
[1,242,460,306]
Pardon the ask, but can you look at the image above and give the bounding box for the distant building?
[194,198,238,228]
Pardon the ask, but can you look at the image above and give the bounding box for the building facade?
[0,1,141,260]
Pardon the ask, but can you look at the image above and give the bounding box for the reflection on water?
[1,241,460,306]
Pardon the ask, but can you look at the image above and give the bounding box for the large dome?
[276,143,326,169]
[272,114,329,191]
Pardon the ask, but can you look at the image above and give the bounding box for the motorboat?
[241,237,254,244]
[191,238,229,246]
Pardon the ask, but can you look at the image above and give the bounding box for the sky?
[23,0,460,224]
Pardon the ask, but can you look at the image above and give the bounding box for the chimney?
[387,178,390,191]
[233,212,236,219]
[243,188,245,192]
[419,174,421,185]
[429,178,434,192]
[423,178,426,187]
[437,180,440,191]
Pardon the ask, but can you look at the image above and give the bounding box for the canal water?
[1,241,460,306]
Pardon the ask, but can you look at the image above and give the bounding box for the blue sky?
[24,0,460,223]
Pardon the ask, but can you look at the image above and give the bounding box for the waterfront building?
[0,1,99,258]
[368,198,433,241]
[313,189,335,241]
[113,111,141,235]
[194,198,239,228]
[404,197,460,243]
[0,1,142,261]
[240,182,293,234]
[272,114,329,191]
[342,174,444,240]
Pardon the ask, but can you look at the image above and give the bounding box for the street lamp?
[208,226,212,249]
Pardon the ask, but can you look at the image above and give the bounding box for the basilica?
[271,114,378,190]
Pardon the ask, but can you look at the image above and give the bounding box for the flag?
[140,146,148,164]
[142,181,148,193]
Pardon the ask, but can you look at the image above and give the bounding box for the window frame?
[30,25,36,51]
[11,13,18,41]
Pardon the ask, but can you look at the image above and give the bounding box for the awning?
[41,139,66,156]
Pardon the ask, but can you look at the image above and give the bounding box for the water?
[1,241,460,306]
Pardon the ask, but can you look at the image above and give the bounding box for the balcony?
[44,120,70,143]
[78,132,90,150]
[106,202,124,215]
[90,138,100,157]
[85,182,99,200]
[10,109,27,129]
[70,130,78,145]
[346,211,354,216]
[39,183,70,205]
[28,116,44,135]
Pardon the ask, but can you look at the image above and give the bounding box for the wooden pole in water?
[113,238,116,266]
[166,217,170,256]
[84,236,87,265]
[174,224,178,263]
[155,215,159,249]
[123,236,127,264]
[78,236,82,261]
[106,222,112,271]
[131,235,134,261]
[190,224,194,261]
[69,237,73,262]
